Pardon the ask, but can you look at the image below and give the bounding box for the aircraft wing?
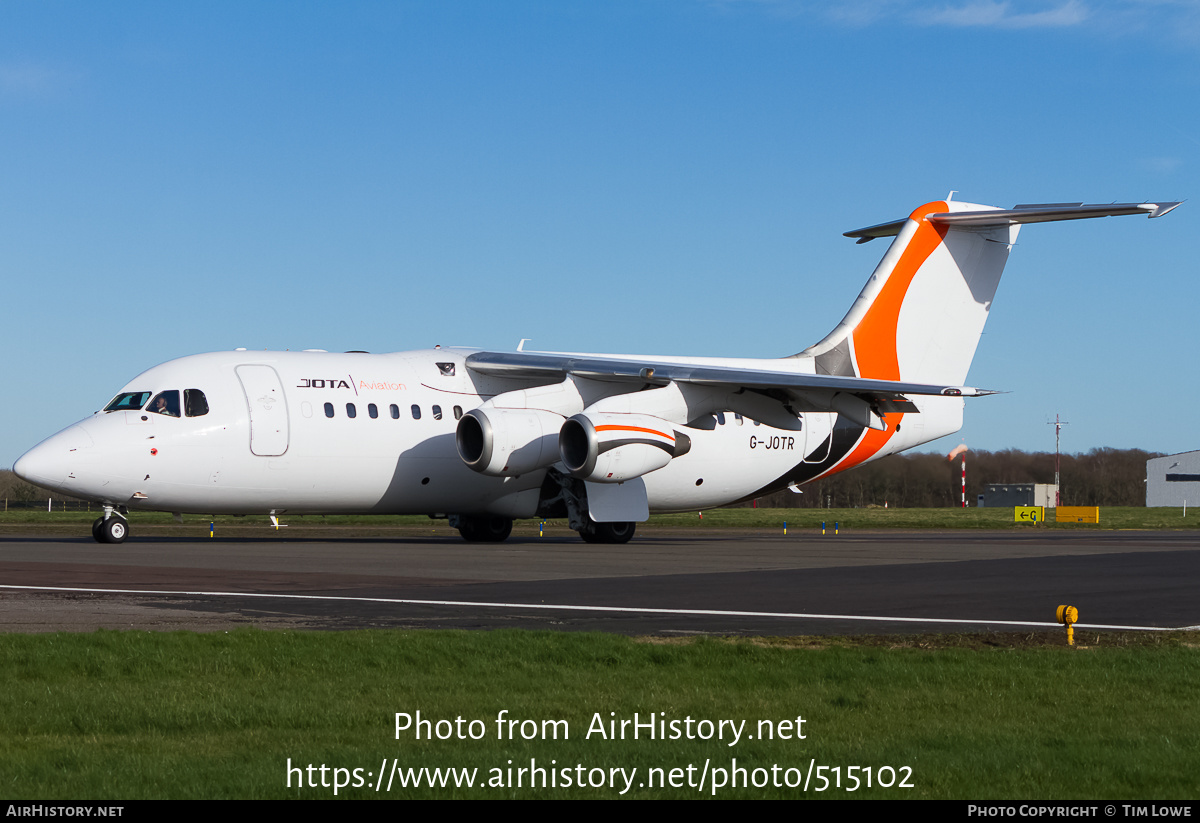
[464,350,991,399]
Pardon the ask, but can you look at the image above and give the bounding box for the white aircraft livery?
[13,197,1180,544]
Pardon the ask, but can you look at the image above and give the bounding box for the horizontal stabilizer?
[845,201,1182,242]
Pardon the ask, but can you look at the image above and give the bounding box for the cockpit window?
[148,390,181,417]
[104,391,151,412]
[184,389,209,417]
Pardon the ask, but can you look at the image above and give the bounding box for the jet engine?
[456,408,565,477]
[559,412,691,483]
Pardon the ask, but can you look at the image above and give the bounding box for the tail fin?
[800,199,1180,386]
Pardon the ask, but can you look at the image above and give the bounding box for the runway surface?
[1,528,1197,635]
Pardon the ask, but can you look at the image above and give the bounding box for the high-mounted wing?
[462,350,991,432]
[464,350,987,397]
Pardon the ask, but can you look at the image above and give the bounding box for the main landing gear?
[577,520,636,544]
[92,506,128,544]
[451,514,514,543]
[449,514,635,544]
[534,468,639,544]
[449,470,638,545]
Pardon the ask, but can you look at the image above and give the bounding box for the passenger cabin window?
[324,402,334,418]
[716,412,726,426]
[432,405,442,420]
[184,389,209,417]
[411,405,421,420]
[453,406,463,420]
[148,391,181,417]
[347,403,357,418]
[390,404,399,419]
[368,403,378,419]
[104,392,151,412]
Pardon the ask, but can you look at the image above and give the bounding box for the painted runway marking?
[0,584,1182,631]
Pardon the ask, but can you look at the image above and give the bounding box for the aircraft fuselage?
[15,348,960,520]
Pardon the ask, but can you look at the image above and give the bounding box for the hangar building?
[1146,450,1200,507]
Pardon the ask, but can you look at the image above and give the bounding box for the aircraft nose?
[13,425,95,491]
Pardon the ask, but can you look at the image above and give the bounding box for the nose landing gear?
[92,506,128,544]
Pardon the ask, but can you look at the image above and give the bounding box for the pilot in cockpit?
[150,391,181,417]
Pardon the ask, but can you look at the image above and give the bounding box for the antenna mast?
[1048,415,1069,506]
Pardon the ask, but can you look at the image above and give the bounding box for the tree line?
[0,470,42,503]
[749,447,1160,508]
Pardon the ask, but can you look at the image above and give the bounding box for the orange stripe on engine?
[595,425,674,441]
[851,201,949,381]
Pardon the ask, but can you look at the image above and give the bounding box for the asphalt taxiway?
[1,529,1197,634]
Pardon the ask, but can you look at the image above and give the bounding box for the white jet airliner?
[13,197,1180,544]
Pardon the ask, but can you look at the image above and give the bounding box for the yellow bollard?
[1056,605,1079,646]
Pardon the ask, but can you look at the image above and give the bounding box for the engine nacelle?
[559,412,691,483]
[456,408,565,476]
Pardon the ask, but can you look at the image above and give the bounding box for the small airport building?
[980,483,1058,508]
[1146,450,1200,507]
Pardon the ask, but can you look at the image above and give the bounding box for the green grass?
[646,506,1200,530]
[3,507,1199,536]
[1,630,1197,799]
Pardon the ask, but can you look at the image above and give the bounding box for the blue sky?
[2,1,1197,467]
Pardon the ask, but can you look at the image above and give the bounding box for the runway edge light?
[1056,605,1079,646]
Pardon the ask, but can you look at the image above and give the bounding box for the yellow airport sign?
[1056,506,1100,523]
[1014,506,1044,523]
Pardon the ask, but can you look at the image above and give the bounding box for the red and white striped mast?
[948,444,968,507]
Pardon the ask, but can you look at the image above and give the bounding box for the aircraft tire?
[576,521,635,544]
[482,517,513,542]
[91,517,104,543]
[99,517,128,544]
[456,516,512,543]
[595,521,635,544]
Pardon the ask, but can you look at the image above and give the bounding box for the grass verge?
[3,506,1200,539]
[2,629,1197,799]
